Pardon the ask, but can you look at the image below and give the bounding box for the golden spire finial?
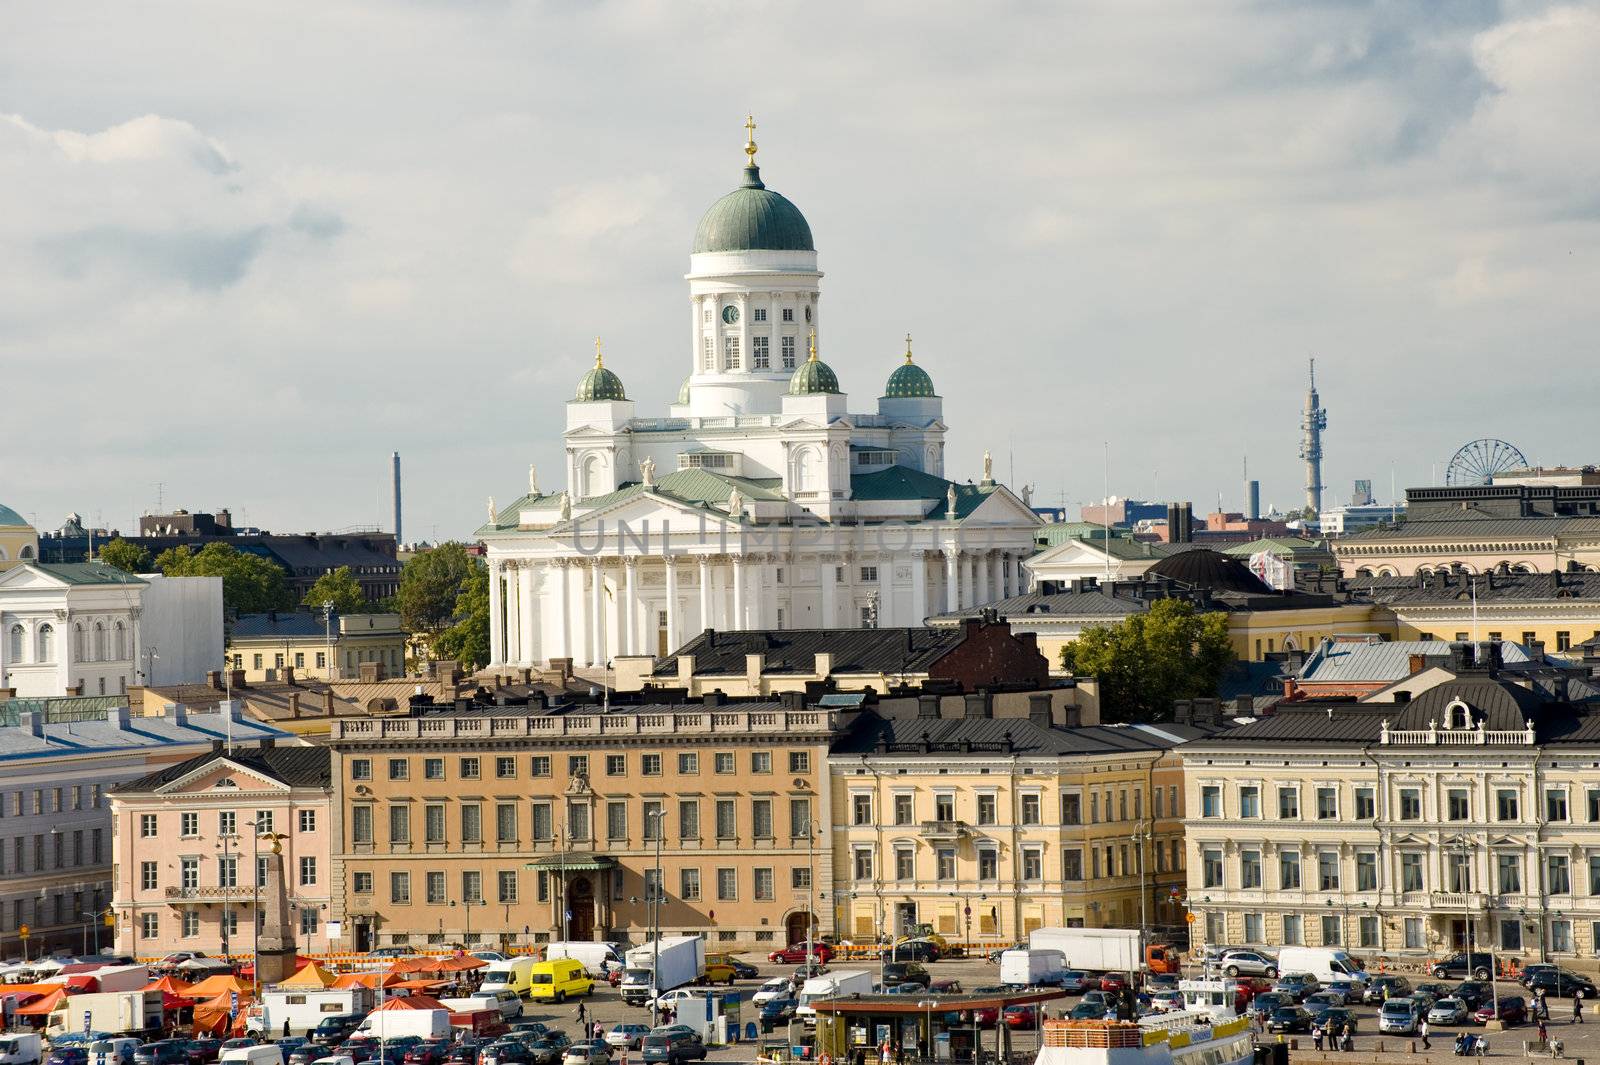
[594,336,603,367]
[808,330,818,361]
[904,333,914,363]
[744,114,758,166]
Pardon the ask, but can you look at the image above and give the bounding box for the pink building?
[110,740,332,958]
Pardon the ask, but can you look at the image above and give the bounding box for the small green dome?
[788,342,840,396]
[885,349,937,399]
[574,347,627,402]
[676,377,692,405]
[693,165,814,254]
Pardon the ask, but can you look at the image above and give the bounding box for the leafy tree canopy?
[155,542,294,616]
[97,538,152,574]
[302,565,367,616]
[433,559,489,670]
[396,542,476,637]
[1058,597,1234,723]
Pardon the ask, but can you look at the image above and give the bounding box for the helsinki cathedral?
[479,121,1040,668]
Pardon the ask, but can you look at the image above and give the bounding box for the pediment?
[962,488,1043,527]
[1027,540,1108,570]
[555,491,742,537]
[0,566,68,592]
[156,759,289,795]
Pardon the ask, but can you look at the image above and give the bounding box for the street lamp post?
[321,602,335,680]
[218,832,236,959]
[804,818,818,968]
[645,807,668,1024]
[1131,830,1148,977]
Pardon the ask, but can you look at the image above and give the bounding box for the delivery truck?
[51,991,163,1036]
[543,941,624,975]
[351,1009,451,1042]
[478,957,536,998]
[1028,928,1141,973]
[795,970,875,1025]
[999,948,1067,988]
[620,936,705,1006]
[247,987,375,1038]
[64,965,149,994]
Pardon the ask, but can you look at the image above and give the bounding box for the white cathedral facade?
[479,127,1040,668]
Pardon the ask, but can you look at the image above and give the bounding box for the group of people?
[1309,1017,1355,1053]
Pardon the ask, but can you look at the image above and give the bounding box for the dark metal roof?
[830,710,1218,757]
[1364,571,1600,605]
[654,627,967,677]
[1147,549,1275,595]
[114,744,331,793]
[1341,516,1600,541]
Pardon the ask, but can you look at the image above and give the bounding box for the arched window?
[794,447,818,493]
[93,622,107,661]
[580,454,603,498]
[7,624,24,662]
[38,623,55,662]
[74,623,87,661]
[1447,699,1472,730]
[18,545,33,560]
[114,621,127,660]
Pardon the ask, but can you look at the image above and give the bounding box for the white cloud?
[3,112,236,172]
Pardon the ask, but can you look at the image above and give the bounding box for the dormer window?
[1446,699,1472,730]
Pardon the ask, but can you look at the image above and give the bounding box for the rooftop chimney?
[20,712,43,738]
[207,670,224,691]
[1027,693,1053,728]
[917,694,941,720]
[963,692,992,719]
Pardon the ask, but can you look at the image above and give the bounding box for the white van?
[1275,947,1368,988]
[479,957,536,998]
[219,1047,284,1065]
[0,1034,42,1065]
[88,1040,141,1065]
[544,941,623,974]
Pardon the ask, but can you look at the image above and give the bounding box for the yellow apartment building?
[229,611,407,682]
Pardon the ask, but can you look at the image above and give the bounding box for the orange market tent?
[333,972,407,990]
[0,983,65,1001]
[392,979,448,992]
[278,962,338,989]
[15,988,67,1016]
[144,975,196,994]
[386,957,438,974]
[372,994,449,1012]
[192,991,252,1037]
[434,956,487,972]
[188,974,254,999]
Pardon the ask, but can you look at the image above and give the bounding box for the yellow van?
[526,957,595,1003]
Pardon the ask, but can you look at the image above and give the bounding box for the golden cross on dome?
[808,330,818,361]
[594,336,604,366]
[744,114,758,166]
[904,333,914,363]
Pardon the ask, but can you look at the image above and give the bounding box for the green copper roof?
[34,562,147,586]
[692,165,814,254]
[788,354,841,396]
[574,362,627,402]
[850,465,998,521]
[884,359,936,398]
[0,504,28,527]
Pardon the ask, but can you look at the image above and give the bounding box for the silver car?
[1428,998,1469,1026]
[1220,950,1279,978]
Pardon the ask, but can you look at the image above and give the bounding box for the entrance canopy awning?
[525,853,618,871]
[813,988,1063,1014]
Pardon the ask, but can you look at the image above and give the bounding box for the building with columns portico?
[478,123,1039,668]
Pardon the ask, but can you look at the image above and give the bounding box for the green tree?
[302,566,368,615]
[154,542,294,615]
[434,559,490,670]
[395,542,476,640]
[1058,598,1234,722]
[97,538,152,573]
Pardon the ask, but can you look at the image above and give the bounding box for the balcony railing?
[331,709,833,741]
[1382,722,1535,745]
[165,885,254,901]
[919,820,971,842]
[1430,891,1489,910]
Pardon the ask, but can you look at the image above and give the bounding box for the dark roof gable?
[114,745,331,794]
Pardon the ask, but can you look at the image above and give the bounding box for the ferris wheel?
[1445,438,1529,486]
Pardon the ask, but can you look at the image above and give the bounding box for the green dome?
[692,165,814,254]
[676,377,692,405]
[788,346,841,396]
[574,353,627,402]
[885,353,936,398]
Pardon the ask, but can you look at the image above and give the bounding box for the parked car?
[719,958,759,980]
[183,1042,222,1065]
[47,1051,89,1065]
[1146,974,1180,991]
[1431,953,1496,981]
[1416,982,1453,1001]
[1363,976,1413,1004]
[1003,1005,1039,1029]
[1056,971,1094,994]
[525,1037,570,1065]
[559,1044,609,1065]
[602,1029,647,1054]
[134,1044,190,1065]
[1379,1001,1419,1035]
[1267,1006,1312,1034]
[885,940,940,963]
[286,1047,321,1065]
[758,998,797,1028]
[1428,999,1470,1025]
[1233,977,1274,999]
[1520,964,1559,988]
[1098,974,1130,993]
[1322,980,1363,1006]
[1474,996,1527,1027]
[1527,971,1599,999]
[880,962,931,990]
[1066,1003,1102,1021]
[1313,1007,1358,1035]
[470,951,510,963]
[1220,950,1279,978]
[1303,993,1343,1014]
[1080,991,1111,1012]
[1249,993,1290,1019]
[1271,973,1320,1002]
[1453,982,1493,1011]
[638,1033,703,1065]
[751,980,791,1006]
[987,942,1028,963]
[930,979,963,994]
[768,944,833,964]
[1150,991,1186,1013]
[403,1043,450,1065]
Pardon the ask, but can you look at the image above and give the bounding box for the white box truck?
[999,948,1066,988]
[1028,928,1140,973]
[248,987,375,1039]
[795,970,875,1025]
[620,936,705,1006]
[352,1009,451,1041]
[52,990,164,1036]
[544,941,624,974]
[72,965,149,994]
[479,957,536,998]
[0,1033,42,1065]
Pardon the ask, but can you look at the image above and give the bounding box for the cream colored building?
[0,503,39,573]
[229,612,407,682]
[1183,647,1600,963]
[829,697,1208,946]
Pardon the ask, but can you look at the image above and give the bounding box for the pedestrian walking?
[1312,1023,1324,1052]
[1575,995,1584,1024]
[577,1001,587,1026]
[1538,1019,1549,1046]
[1420,1018,1431,1050]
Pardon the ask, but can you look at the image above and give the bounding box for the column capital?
[623,555,640,569]
[942,545,961,560]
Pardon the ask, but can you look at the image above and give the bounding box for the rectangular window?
[218,810,235,835]
[781,335,796,368]
[1201,786,1221,818]
[1354,786,1376,821]
[298,809,315,832]
[1020,793,1041,825]
[753,307,768,322]
[351,806,373,844]
[496,803,517,843]
[299,856,317,886]
[1278,787,1299,819]
[1318,851,1340,890]
[937,847,957,880]
[714,752,735,774]
[751,751,772,773]
[893,794,914,825]
[1356,851,1378,891]
[1022,847,1043,881]
[462,870,482,904]
[140,913,159,939]
[724,335,741,369]
[935,793,955,821]
[716,868,737,901]
[426,871,446,904]
[1548,788,1570,822]
[1243,913,1264,944]
[702,337,714,369]
[530,802,553,841]
[180,857,199,889]
[425,804,446,844]
[422,757,446,780]
[751,799,773,839]
[390,872,410,903]
[788,750,810,773]
[494,756,516,779]
[642,801,664,841]
[1240,849,1261,889]
[1498,853,1522,894]
[894,847,914,881]
[1281,914,1302,945]
[678,800,700,840]
[1321,914,1342,946]
[388,758,408,780]
[851,794,872,825]
[140,861,158,890]
[752,335,770,369]
[606,802,628,842]
[1239,785,1260,819]
[1062,849,1082,881]
[791,866,811,890]
[459,757,480,779]
[388,805,410,844]
[140,813,158,837]
[642,754,662,776]
[1448,851,1472,892]
[459,803,482,844]
[1557,630,1572,652]
[1316,786,1338,820]
[675,868,699,900]
[1404,917,1424,949]
[754,867,774,900]
[353,871,373,894]
[790,798,813,839]
[1497,788,1520,821]
[1399,788,1422,820]
[1589,856,1600,896]
[1202,847,1224,888]
[1279,852,1301,890]
[1062,792,1082,825]
[568,755,589,777]
[678,753,698,775]
[1448,788,1470,821]
[854,847,874,881]
[1552,919,1574,952]
[716,799,737,839]
[1549,854,1572,894]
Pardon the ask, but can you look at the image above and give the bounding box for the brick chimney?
[963,692,992,718]
[322,690,335,716]
[1027,693,1053,728]
[207,670,224,690]
[288,693,302,719]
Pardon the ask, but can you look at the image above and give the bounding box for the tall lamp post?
[1130,830,1149,976]
[645,807,668,1023]
[803,819,819,968]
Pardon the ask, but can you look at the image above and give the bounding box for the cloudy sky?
[5,1,1598,542]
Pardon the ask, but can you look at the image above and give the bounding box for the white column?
[555,563,571,662]
[665,557,680,653]
[519,562,537,664]
[944,548,960,614]
[503,562,521,666]
[748,558,765,630]
[488,562,505,666]
[910,552,927,624]
[731,556,746,629]
[820,559,837,627]
[990,551,1004,603]
[623,557,638,656]
[697,556,712,634]
[588,561,604,666]
[962,554,976,609]
[976,550,991,606]
[876,559,892,627]
[569,563,587,667]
